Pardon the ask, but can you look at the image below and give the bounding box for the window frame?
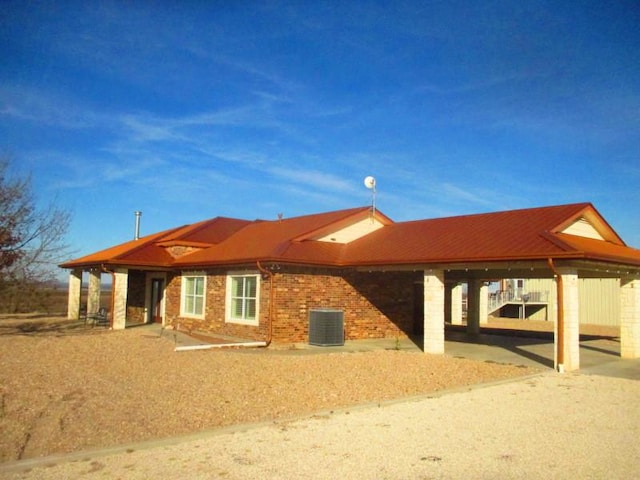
[225,272,260,326]
[180,272,207,319]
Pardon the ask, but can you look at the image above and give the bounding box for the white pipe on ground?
[174,341,267,352]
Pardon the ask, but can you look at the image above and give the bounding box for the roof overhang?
[355,258,640,281]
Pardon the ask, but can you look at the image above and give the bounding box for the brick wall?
[163,267,421,344]
[273,267,420,343]
[164,269,269,341]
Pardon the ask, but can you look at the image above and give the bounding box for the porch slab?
[133,323,638,379]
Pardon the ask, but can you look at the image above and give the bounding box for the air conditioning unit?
[309,309,344,346]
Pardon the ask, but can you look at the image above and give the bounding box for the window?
[226,273,260,325]
[181,274,206,318]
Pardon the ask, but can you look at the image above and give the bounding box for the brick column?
[423,270,445,354]
[620,277,640,359]
[87,269,101,315]
[451,283,463,325]
[112,268,129,330]
[556,268,580,372]
[67,269,82,320]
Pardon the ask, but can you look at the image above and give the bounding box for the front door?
[150,278,164,324]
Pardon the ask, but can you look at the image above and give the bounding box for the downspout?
[256,261,274,346]
[547,258,564,372]
[101,264,115,329]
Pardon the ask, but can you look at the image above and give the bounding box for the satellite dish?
[364,176,376,189]
[363,176,377,221]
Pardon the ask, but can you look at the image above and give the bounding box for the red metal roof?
[342,202,636,265]
[172,207,370,267]
[59,217,251,268]
[60,202,640,270]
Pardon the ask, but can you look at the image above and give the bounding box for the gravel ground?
[0,316,539,464]
[3,371,639,479]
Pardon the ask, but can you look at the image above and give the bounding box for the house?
[60,202,640,372]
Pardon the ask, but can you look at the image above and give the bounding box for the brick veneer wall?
[163,266,421,344]
[273,267,420,343]
[164,269,269,341]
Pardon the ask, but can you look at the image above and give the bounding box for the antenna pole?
[371,183,376,219]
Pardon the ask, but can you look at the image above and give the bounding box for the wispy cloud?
[266,166,354,193]
[438,182,494,206]
[0,86,102,129]
[418,70,546,95]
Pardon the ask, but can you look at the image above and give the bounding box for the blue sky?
[2,0,639,266]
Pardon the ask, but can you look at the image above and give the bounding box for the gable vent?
[562,217,604,240]
[309,309,344,346]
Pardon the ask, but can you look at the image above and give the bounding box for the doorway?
[150,278,164,324]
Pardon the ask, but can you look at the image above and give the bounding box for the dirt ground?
[0,315,541,463]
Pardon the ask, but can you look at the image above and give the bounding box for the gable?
[297,209,393,244]
[313,216,386,243]
[560,217,604,240]
[552,206,624,245]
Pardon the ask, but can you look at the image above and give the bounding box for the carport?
[346,203,640,373]
[411,258,640,372]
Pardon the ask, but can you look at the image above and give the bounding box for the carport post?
[87,269,101,316]
[467,279,488,334]
[620,277,640,359]
[554,268,580,372]
[423,269,445,354]
[111,268,129,330]
[450,283,463,325]
[67,268,82,320]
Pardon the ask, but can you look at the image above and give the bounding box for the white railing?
[488,290,549,312]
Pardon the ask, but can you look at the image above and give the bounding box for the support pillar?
[467,279,481,335]
[67,269,82,320]
[87,269,101,315]
[555,269,580,372]
[479,282,489,325]
[450,283,463,325]
[620,277,640,359]
[423,269,445,354]
[111,268,129,330]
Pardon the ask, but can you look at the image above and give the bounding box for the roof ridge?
[254,206,371,223]
[395,202,592,225]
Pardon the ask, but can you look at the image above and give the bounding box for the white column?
[112,268,129,330]
[620,277,640,359]
[67,269,82,320]
[451,283,463,325]
[557,269,580,372]
[87,269,101,314]
[423,270,445,354]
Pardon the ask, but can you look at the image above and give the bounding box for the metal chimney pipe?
[134,211,142,240]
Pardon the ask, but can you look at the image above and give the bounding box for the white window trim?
[225,272,260,326]
[180,272,207,319]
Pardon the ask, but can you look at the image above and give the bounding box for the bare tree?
[0,159,72,312]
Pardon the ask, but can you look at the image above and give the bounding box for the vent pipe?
[134,211,142,240]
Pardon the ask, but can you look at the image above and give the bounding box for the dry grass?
[0,316,540,463]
